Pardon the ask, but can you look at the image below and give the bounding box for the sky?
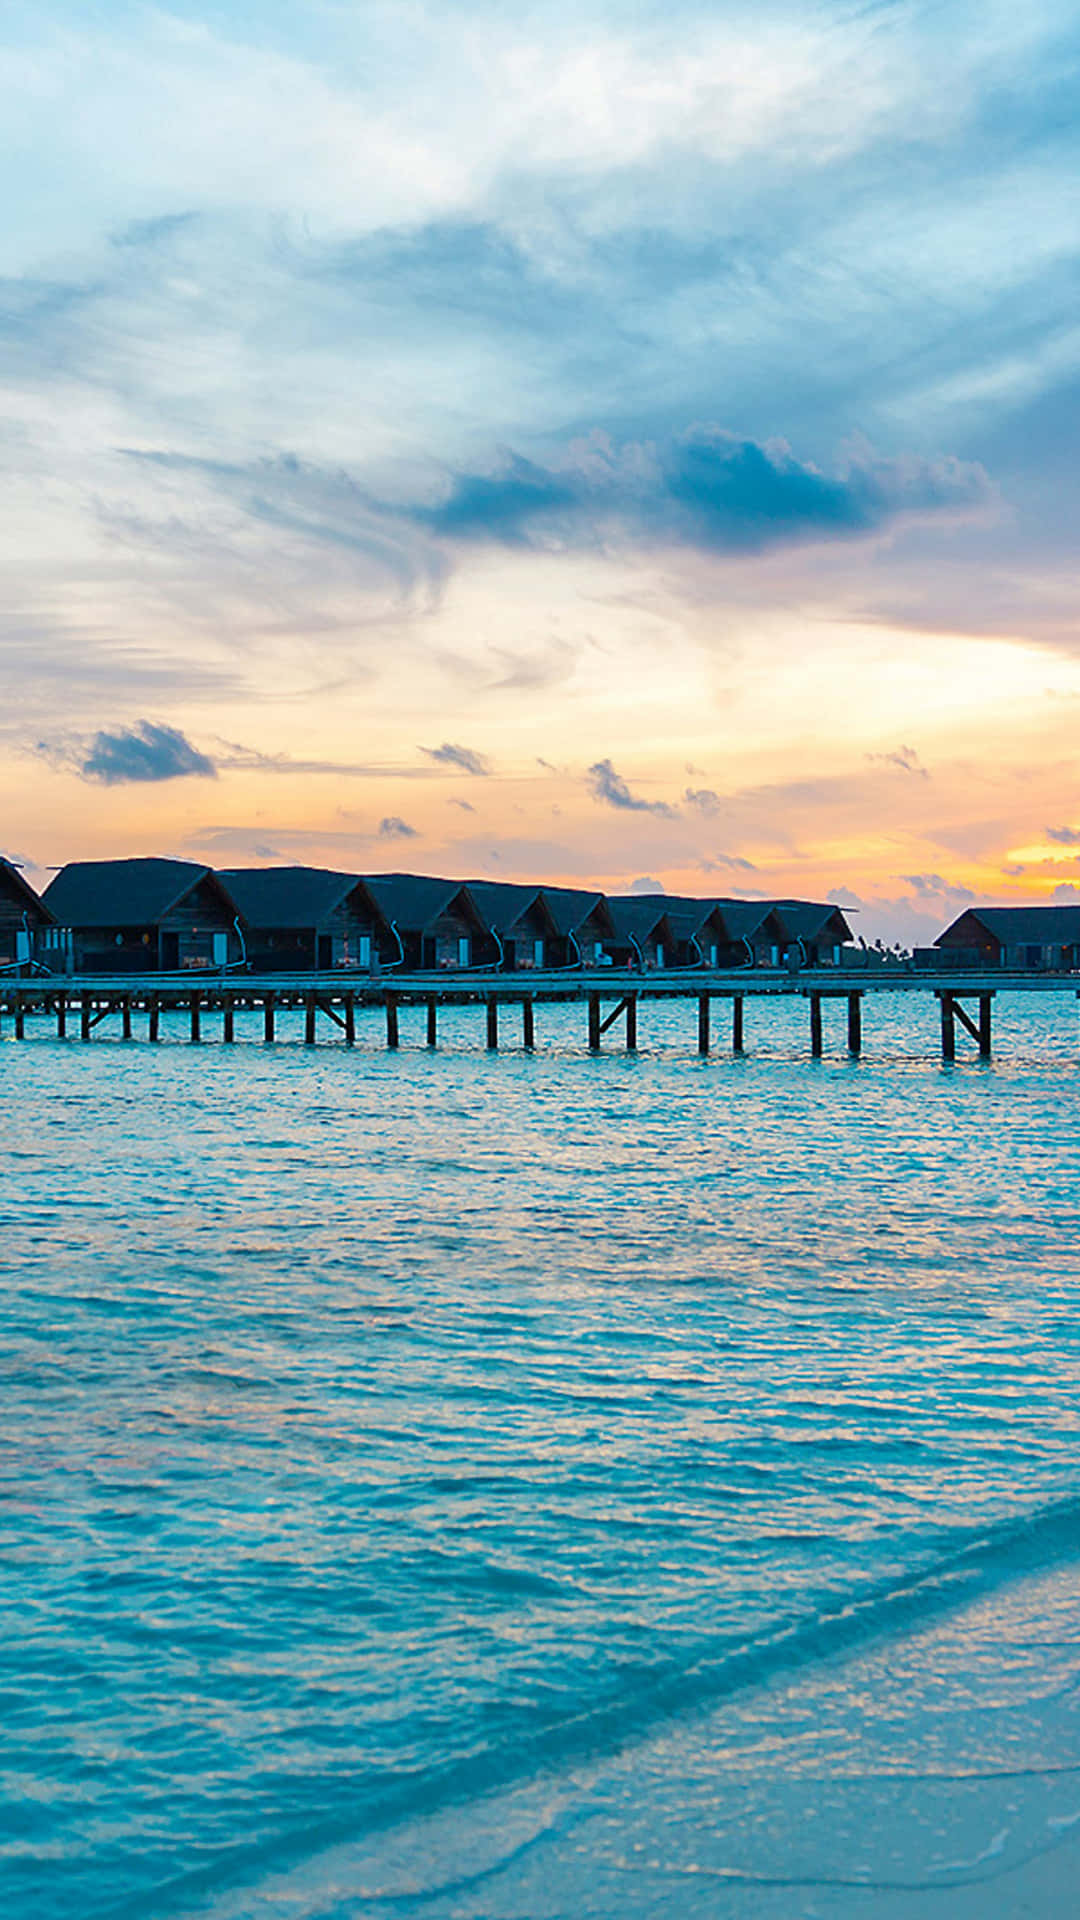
[2,0,1079,943]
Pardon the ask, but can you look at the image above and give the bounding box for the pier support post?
[344,995,355,1047]
[148,998,160,1043]
[732,995,744,1053]
[522,997,535,1050]
[697,994,710,1056]
[486,998,499,1050]
[122,998,132,1042]
[190,995,201,1044]
[941,993,956,1062]
[588,993,601,1052]
[625,994,637,1051]
[14,998,24,1041]
[305,994,317,1045]
[385,993,399,1049]
[979,993,992,1059]
[56,995,67,1040]
[426,996,437,1048]
[847,992,862,1057]
[810,993,823,1058]
[81,997,91,1043]
[223,996,235,1044]
[263,998,275,1044]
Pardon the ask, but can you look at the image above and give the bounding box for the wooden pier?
[0,966,1070,1060]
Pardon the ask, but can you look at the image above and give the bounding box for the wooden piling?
[305,994,317,1045]
[588,993,601,1051]
[223,996,235,1044]
[344,995,355,1047]
[14,998,25,1041]
[847,992,862,1057]
[810,993,823,1058]
[486,998,499,1050]
[263,997,275,1043]
[522,996,535,1050]
[941,993,955,1061]
[979,993,992,1059]
[385,993,399,1049]
[625,994,637,1051]
[732,995,744,1053]
[81,996,92,1042]
[56,995,67,1040]
[426,996,437,1047]
[697,994,710,1055]
[148,997,160,1043]
[122,998,132,1042]
[190,995,202,1044]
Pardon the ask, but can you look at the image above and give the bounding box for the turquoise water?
[5,993,1080,1917]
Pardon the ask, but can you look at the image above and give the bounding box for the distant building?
[935,906,1080,971]
[40,859,244,973]
[360,874,487,969]
[606,896,679,969]
[770,901,854,966]
[711,900,788,967]
[536,887,616,966]
[220,867,383,971]
[0,858,53,969]
[465,882,559,970]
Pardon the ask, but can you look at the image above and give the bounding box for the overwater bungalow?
[537,887,616,966]
[0,857,53,969]
[712,900,787,967]
[770,901,854,966]
[935,905,1080,971]
[220,866,383,971]
[360,874,487,970]
[40,858,244,973]
[606,896,678,969]
[465,881,558,970]
[647,896,732,968]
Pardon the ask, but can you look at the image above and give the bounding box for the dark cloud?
[587,759,677,817]
[700,852,759,873]
[70,721,216,785]
[1046,825,1080,844]
[447,797,476,812]
[629,875,665,893]
[421,741,491,775]
[414,429,990,558]
[902,872,976,904]
[378,815,418,839]
[684,787,722,814]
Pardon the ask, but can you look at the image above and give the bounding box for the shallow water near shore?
[4,990,1080,1917]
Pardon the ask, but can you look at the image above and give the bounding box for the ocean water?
[5,990,1080,1918]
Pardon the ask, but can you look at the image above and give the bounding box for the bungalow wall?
[67,879,241,973]
[243,898,380,971]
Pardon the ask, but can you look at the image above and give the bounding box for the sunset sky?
[3,0,1079,942]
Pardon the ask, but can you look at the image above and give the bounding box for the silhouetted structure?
[935,905,1080,971]
[771,901,854,966]
[466,882,559,970]
[41,859,243,973]
[361,874,487,969]
[0,858,53,969]
[221,867,383,971]
[536,887,616,966]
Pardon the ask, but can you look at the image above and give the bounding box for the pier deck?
[2,965,1078,1058]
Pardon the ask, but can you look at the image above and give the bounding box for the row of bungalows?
[2,852,855,974]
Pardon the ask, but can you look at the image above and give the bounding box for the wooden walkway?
[1,966,1078,1058]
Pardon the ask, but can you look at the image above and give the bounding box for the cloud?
[447,797,476,812]
[587,759,677,817]
[421,741,491,775]
[684,787,722,814]
[378,815,418,839]
[629,875,665,893]
[866,745,929,777]
[1046,825,1080,844]
[1052,883,1080,902]
[828,886,864,908]
[42,720,218,785]
[416,429,990,558]
[902,872,976,904]
[700,852,759,873]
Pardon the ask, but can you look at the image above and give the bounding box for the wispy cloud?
[421,741,491,775]
[1046,825,1080,845]
[378,815,418,839]
[587,759,677,817]
[866,745,929,778]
